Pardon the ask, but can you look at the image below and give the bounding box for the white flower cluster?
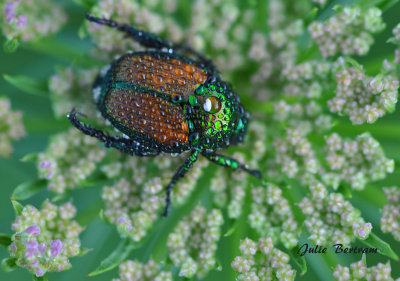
[9,201,83,277]
[393,23,400,41]
[393,23,400,64]
[167,205,223,278]
[49,67,98,118]
[0,96,25,157]
[88,0,256,73]
[172,157,208,205]
[272,127,319,179]
[209,152,250,218]
[102,173,163,242]
[324,133,394,191]
[282,60,331,99]
[299,180,372,245]
[227,165,249,219]
[231,237,296,281]
[209,167,229,208]
[248,183,299,249]
[248,121,268,167]
[101,152,208,241]
[329,63,399,124]
[273,100,332,133]
[2,0,66,43]
[312,0,327,6]
[210,153,248,219]
[248,20,303,101]
[333,260,400,281]
[37,128,106,193]
[381,186,400,241]
[308,6,385,57]
[113,259,172,281]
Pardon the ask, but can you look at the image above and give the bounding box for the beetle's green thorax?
[185,79,246,149]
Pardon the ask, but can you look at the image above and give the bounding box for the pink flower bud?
[39,243,46,254]
[50,240,63,257]
[25,225,40,236]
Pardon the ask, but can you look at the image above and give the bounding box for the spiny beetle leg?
[85,14,218,75]
[86,14,172,50]
[163,150,200,217]
[203,153,261,179]
[68,109,159,156]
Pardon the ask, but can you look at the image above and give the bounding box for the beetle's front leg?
[203,153,261,179]
[85,14,218,75]
[163,150,200,217]
[86,14,171,50]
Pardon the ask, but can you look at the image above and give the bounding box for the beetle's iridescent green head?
[188,78,249,148]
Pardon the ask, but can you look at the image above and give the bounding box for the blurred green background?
[1,1,400,281]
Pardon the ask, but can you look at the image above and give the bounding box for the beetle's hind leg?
[163,150,199,217]
[68,108,159,156]
[203,153,261,179]
[85,14,218,75]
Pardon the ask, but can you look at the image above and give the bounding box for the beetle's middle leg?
[203,153,261,179]
[68,109,159,156]
[163,149,200,217]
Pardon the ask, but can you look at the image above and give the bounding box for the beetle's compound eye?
[203,96,221,114]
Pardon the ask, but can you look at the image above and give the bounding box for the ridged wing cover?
[105,88,189,146]
[114,53,208,98]
[98,52,209,149]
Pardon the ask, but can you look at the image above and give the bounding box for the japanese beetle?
[68,14,261,216]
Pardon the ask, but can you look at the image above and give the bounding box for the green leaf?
[337,184,352,198]
[76,201,103,225]
[385,102,396,113]
[361,233,398,260]
[32,275,48,281]
[78,172,109,187]
[88,238,136,276]
[52,191,70,202]
[387,37,400,45]
[297,44,319,64]
[11,200,23,216]
[3,74,48,97]
[20,152,39,163]
[332,5,342,12]
[78,24,88,39]
[0,234,11,247]
[3,39,19,53]
[73,0,97,9]
[77,248,92,257]
[362,253,367,266]
[336,121,400,141]
[289,247,307,276]
[376,0,400,10]
[12,179,47,201]
[26,39,99,68]
[304,7,319,26]
[344,56,362,71]
[98,209,111,224]
[1,258,17,272]
[224,220,239,237]
[215,258,223,271]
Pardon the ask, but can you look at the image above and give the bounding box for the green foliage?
[88,239,136,276]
